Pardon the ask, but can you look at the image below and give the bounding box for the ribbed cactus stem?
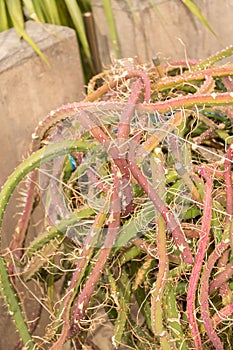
[0,140,91,348]
[187,170,213,349]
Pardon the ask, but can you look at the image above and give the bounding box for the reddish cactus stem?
[128,70,151,102]
[141,92,233,113]
[8,171,38,282]
[193,165,225,178]
[197,75,215,94]
[225,106,233,122]
[31,102,125,152]
[31,102,93,152]
[194,125,217,145]
[222,76,233,91]
[187,170,213,350]
[25,92,233,156]
[224,143,233,256]
[212,304,233,327]
[31,90,233,124]
[217,249,232,302]
[49,223,99,349]
[117,78,145,213]
[84,69,151,103]
[209,260,233,294]
[182,227,200,239]
[9,171,37,261]
[28,92,233,154]
[29,93,233,152]
[70,166,121,335]
[86,168,110,193]
[164,59,200,70]
[117,79,143,150]
[50,193,112,349]
[79,109,135,215]
[224,143,233,221]
[200,240,230,350]
[128,135,193,265]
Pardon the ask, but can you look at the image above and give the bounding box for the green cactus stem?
[0,140,91,348]
[192,45,233,70]
[0,140,91,227]
[0,256,35,350]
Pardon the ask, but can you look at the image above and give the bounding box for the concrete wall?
[0,21,85,349]
[0,21,85,186]
[92,0,233,65]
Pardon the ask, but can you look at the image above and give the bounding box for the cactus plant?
[0,46,233,349]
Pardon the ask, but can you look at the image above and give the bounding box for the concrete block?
[0,21,85,186]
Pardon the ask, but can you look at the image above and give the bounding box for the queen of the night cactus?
[0,46,233,350]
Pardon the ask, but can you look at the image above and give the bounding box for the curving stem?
[187,169,213,349]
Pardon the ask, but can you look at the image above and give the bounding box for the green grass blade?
[41,0,61,24]
[77,0,91,12]
[64,0,92,66]
[32,0,46,22]
[22,0,35,17]
[102,0,120,58]
[181,0,220,40]
[6,0,49,65]
[55,0,71,26]
[23,0,46,24]
[5,0,24,31]
[0,0,9,31]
